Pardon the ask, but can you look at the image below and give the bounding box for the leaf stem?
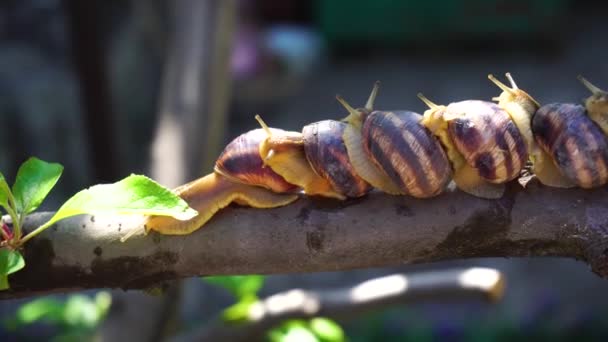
[18,220,54,246]
[4,191,21,240]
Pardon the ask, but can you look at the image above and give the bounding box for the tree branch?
[176,267,504,341]
[3,181,608,299]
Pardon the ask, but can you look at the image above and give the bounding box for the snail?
[486,73,576,188]
[578,75,608,136]
[144,75,608,236]
[532,100,608,189]
[337,83,452,198]
[255,112,377,199]
[145,128,300,235]
[417,76,530,199]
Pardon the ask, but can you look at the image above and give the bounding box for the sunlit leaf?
[0,173,10,211]
[309,317,345,342]
[0,249,25,290]
[42,174,197,229]
[221,295,258,323]
[279,325,319,342]
[12,157,63,214]
[13,298,64,325]
[204,275,265,299]
[6,291,112,332]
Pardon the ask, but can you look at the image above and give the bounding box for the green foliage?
[268,318,345,342]
[12,157,63,215]
[205,275,265,299]
[203,275,266,323]
[35,174,198,234]
[203,275,347,340]
[221,295,259,323]
[5,292,112,341]
[0,157,197,290]
[0,248,24,290]
[0,173,10,209]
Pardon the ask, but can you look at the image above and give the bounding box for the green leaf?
[12,157,63,214]
[309,317,345,342]
[13,298,65,325]
[5,291,112,332]
[0,249,25,290]
[221,295,258,323]
[204,275,265,299]
[275,324,319,342]
[0,173,10,211]
[43,174,198,229]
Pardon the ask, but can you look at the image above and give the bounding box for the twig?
[175,267,504,341]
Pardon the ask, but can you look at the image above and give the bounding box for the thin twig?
[174,267,504,341]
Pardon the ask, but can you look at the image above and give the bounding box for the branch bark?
[3,181,608,299]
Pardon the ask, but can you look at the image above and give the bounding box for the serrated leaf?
[204,275,265,299]
[0,249,25,290]
[309,317,345,342]
[42,174,197,229]
[12,157,63,214]
[0,173,10,211]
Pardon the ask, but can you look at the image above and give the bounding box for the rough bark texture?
[3,181,608,299]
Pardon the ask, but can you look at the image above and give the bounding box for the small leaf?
[309,317,345,342]
[204,275,265,299]
[279,325,319,342]
[0,249,25,290]
[0,173,10,210]
[43,174,197,229]
[12,157,63,214]
[221,295,258,323]
[13,298,64,325]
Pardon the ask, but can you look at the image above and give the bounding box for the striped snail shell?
[533,103,608,188]
[337,87,452,198]
[338,82,405,195]
[362,110,453,198]
[302,120,372,198]
[445,100,528,183]
[215,128,299,193]
[418,95,528,199]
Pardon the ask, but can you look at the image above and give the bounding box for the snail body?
[145,128,300,235]
[579,76,608,136]
[533,103,608,188]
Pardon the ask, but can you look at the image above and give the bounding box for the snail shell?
[362,110,452,198]
[214,128,298,193]
[303,120,371,197]
[445,100,528,183]
[533,103,608,188]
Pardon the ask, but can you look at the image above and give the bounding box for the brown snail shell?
[445,100,528,183]
[303,120,372,198]
[214,128,298,193]
[362,110,452,198]
[533,103,608,188]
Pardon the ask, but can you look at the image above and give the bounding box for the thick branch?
[3,181,608,299]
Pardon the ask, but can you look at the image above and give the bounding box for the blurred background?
[1,0,608,340]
